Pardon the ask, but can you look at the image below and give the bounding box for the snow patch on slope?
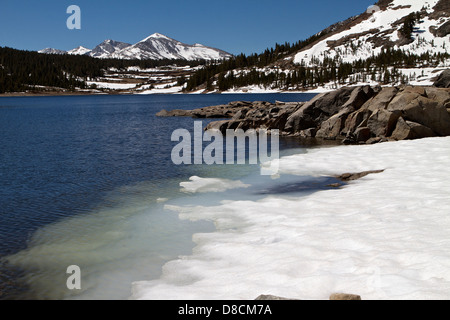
[293,0,447,66]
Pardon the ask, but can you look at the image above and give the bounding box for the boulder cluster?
[157,84,450,145]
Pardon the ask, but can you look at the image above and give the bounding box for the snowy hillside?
[293,0,449,66]
[184,0,449,94]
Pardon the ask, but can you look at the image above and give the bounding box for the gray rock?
[391,117,436,140]
[155,109,170,117]
[226,120,243,130]
[302,127,317,138]
[354,126,372,142]
[156,109,192,117]
[315,106,354,140]
[387,93,450,136]
[157,85,450,144]
[205,120,230,134]
[366,137,383,144]
[342,109,371,136]
[329,293,362,300]
[342,86,375,109]
[231,108,249,120]
[286,86,373,136]
[336,170,384,182]
[433,69,450,88]
[386,90,421,113]
[425,87,450,104]
[403,85,427,97]
[228,101,253,108]
[367,108,401,137]
[314,87,356,115]
[361,87,398,112]
[284,92,329,133]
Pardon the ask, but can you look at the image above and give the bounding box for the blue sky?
[0,0,376,55]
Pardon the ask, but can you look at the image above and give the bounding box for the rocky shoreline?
[157,74,450,145]
[154,77,450,301]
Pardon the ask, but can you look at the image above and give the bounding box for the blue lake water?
[0,93,326,300]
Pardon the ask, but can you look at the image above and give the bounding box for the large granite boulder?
[433,69,450,89]
[367,108,401,137]
[391,117,436,140]
[285,86,374,136]
[342,109,371,136]
[387,92,450,136]
[283,92,330,133]
[315,106,354,140]
[360,87,399,112]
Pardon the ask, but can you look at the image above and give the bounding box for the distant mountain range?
[38,33,233,61]
[9,0,448,95]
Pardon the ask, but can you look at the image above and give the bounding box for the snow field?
[132,136,450,300]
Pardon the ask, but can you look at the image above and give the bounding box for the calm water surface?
[0,93,318,299]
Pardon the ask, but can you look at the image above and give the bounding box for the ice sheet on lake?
[133,136,450,300]
[180,176,250,194]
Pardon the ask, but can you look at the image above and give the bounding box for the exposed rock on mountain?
[90,40,131,58]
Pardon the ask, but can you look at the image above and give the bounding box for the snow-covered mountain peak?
[38,32,231,61]
[111,33,233,61]
[38,48,67,55]
[139,32,176,43]
[68,46,92,56]
[149,32,171,39]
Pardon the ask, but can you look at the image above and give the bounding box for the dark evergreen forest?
[0,47,205,93]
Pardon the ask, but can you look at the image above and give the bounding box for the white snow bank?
[136,85,184,94]
[133,136,450,300]
[86,81,138,90]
